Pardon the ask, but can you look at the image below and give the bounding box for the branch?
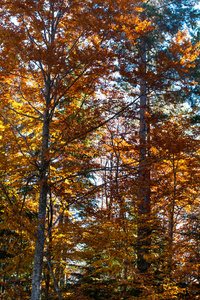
[45,251,63,300]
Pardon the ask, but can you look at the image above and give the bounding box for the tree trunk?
[137,38,151,273]
[168,153,176,270]
[44,199,53,299]
[31,111,50,300]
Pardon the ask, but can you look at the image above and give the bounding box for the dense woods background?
[0,0,199,299]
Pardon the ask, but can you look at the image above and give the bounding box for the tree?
[0,0,109,298]
[114,0,200,274]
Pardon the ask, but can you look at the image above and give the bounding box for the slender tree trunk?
[137,38,151,272]
[44,198,53,299]
[31,110,50,300]
[168,153,176,270]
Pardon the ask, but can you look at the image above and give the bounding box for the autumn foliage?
[0,0,199,299]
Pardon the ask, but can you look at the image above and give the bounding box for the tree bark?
[168,153,176,270]
[31,110,50,300]
[137,37,151,273]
